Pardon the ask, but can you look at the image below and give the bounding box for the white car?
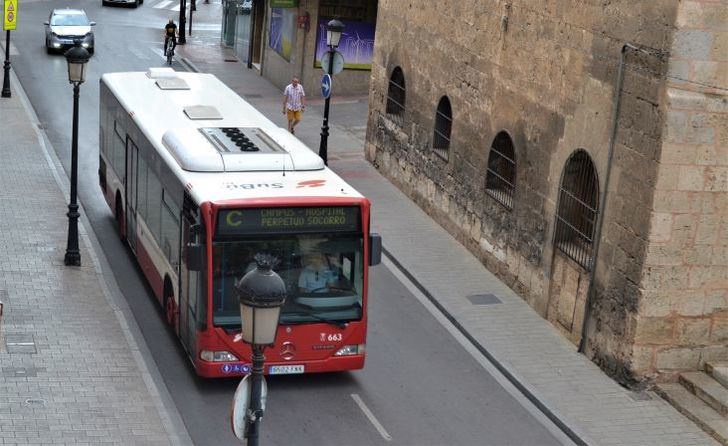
[44,9,95,54]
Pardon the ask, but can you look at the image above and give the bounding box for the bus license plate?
[268,365,305,375]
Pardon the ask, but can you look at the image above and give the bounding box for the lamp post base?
[64,192,81,267]
[1,60,10,98]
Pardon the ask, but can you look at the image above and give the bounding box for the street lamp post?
[317,19,345,165]
[178,0,187,45]
[63,40,90,267]
[235,254,286,446]
[2,30,11,98]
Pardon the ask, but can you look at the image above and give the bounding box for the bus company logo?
[223,181,284,190]
[280,342,296,360]
[297,179,326,188]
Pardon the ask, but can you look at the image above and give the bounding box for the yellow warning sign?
[3,0,16,31]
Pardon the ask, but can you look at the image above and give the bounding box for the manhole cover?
[467,293,502,305]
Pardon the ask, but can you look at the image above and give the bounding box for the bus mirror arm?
[369,233,382,266]
[186,243,204,271]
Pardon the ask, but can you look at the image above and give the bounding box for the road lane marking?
[351,394,392,442]
[171,4,180,11]
[153,0,173,8]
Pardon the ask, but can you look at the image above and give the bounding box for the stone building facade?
[365,0,728,385]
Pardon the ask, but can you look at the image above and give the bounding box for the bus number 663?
[321,333,343,342]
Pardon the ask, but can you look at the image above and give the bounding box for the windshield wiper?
[283,309,348,329]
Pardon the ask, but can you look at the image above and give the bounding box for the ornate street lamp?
[318,19,345,165]
[63,40,90,266]
[235,254,286,446]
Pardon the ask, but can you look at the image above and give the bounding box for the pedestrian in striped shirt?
[282,76,306,135]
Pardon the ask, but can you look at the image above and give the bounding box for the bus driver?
[298,252,339,293]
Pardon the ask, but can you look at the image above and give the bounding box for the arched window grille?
[433,96,452,159]
[554,149,599,270]
[485,131,516,210]
[385,67,405,123]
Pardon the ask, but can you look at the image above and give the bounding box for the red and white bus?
[98,68,381,378]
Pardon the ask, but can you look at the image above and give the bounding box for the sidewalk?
[177,41,718,446]
[0,72,191,444]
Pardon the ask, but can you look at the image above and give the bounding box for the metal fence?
[554,149,599,270]
[485,131,516,210]
[433,96,452,159]
[385,67,406,126]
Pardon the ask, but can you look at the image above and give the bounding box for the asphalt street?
[8,1,565,444]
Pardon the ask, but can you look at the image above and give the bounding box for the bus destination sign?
[218,207,361,235]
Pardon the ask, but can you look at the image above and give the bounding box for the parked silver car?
[44,9,95,54]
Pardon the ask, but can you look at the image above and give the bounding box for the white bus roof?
[101,69,363,204]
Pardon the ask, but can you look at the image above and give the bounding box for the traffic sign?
[230,375,268,441]
[321,50,344,75]
[3,0,17,31]
[321,74,332,99]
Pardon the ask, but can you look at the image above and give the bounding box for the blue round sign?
[321,74,332,99]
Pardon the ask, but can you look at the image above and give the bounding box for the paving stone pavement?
[177,40,720,446]
[0,72,189,444]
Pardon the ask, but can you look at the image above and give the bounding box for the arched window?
[485,131,516,210]
[385,67,405,122]
[433,96,452,158]
[554,150,599,270]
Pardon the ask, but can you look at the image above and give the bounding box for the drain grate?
[224,58,237,62]
[244,94,262,99]
[467,293,502,305]
[5,334,36,354]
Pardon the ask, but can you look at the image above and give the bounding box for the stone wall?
[363,0,726,383]
[627,0,728,381]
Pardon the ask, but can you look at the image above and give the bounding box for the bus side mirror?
[187,243,204,271]
[369,233,382,266]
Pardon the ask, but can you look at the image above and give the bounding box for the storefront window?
[269,7,297,62]
[315,0,377,70]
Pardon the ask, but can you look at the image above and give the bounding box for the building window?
[554,149,599,270]
[485,131,516,210]
[433,96,452,159]
[385,67,406,123]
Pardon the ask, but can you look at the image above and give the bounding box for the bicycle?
[164,38,175,66]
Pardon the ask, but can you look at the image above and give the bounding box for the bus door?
[179,211,198,353]
[125,137,139,253]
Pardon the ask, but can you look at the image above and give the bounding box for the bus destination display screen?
[217,207,361,235]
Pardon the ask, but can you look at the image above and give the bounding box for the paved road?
[9,1,565,444]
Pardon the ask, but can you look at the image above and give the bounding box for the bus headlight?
[334,344,365,356]
[200,350,239,362]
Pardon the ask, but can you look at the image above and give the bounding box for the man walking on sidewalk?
[283,76,306,134]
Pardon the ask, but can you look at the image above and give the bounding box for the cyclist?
[163,19,178,55]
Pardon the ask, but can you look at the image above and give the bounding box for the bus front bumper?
[195,355,365,378]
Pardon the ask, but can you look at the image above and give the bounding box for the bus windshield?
[212,234,364,328]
